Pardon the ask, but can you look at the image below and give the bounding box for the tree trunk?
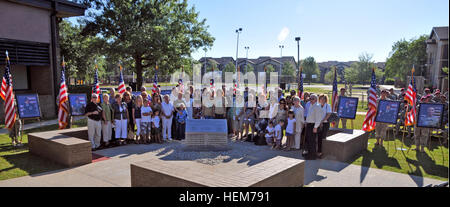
[135,55,143,90]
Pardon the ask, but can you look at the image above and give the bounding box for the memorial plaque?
[69,94,87,116]
[375,100,400,124]
[417,103,444,129]
[337,96,358,119]
[185,119,228,151]
[16,94,41,119]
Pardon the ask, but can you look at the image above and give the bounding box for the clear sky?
[188,0,449,62]
[68,0,449,63]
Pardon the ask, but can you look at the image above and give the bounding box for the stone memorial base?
[130,156,305,187]
[184,119,229,151]
[28,127,92,167]
[322,128,369,162]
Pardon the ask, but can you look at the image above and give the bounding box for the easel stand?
[19,117,41,146]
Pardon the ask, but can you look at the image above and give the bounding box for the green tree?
[243,64,254,74]
[264,64,276,76]
[324,69,341,84]
[81,0,214,89]
[300,56,319,83]
[206,59,218,72]
[442,67,448,74]
[385,35,427,82]
[343,53,384,85]
[282,62,295,76]
[59,20,105,84]
[223,62,236,73]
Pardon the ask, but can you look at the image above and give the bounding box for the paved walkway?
[0,141,444,187]
[0,117,86,134]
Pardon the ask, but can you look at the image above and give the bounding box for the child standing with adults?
[140,98,152,144]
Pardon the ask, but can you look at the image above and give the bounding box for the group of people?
[85,86,188,150]
[83,83,337,159]
[379,87,449,153]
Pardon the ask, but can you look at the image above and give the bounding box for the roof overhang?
[7,0,86,17]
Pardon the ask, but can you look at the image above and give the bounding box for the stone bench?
[28,127,92,167]
[322,128,369,162]
[131,156,305,187]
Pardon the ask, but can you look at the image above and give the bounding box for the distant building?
[198,56,298,85]
[0,0,86,121]
[425,26,448,91]
[198,56,297,74]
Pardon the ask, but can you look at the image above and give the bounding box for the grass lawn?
[0,119,87,181]
[343,115,448,181]
[1,113,447,182]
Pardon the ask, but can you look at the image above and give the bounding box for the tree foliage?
[385,35,427,82]
[206,59,218,72]
[79,0,214,89]
[223,62,236,73]
[300,56,319,82]
[343,53,384,84]
[59,20,105,83]
[264,64,276,76]
[282,62,295,76]
[243,64,254,74]
[324,69,341,84]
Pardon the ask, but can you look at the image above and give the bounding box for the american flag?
[404,66,417,126]
[298,66,303,99]
[1,51,16,129]
[58,57,69,129]
[92,64,100,102]
[362,68,377,132]
[152,65,158,95]
[331,67,339,127]
[118,64,126,95]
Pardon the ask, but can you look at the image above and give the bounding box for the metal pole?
[235,28,242,87]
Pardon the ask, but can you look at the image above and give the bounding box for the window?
[11,65,29,90]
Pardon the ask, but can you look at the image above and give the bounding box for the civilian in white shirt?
[265,120,275,146]
[304,94,322,159]
[273,120,284,149]
[285,111,296,151]
[317,94,332,158]
[161,95,174,141]
[140,99,152,144]
[292,96,305,150]
[151,109,162,143]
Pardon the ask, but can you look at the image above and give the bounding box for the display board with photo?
[337,96,359,119]
[68,94,87,116]
[375,100,400,124]
[16,94,41,119]
[160,90,172,95]
[417,103,444,129]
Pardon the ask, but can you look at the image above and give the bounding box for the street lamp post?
[235,28,242,86]
[203,47,207,75]
[295,37,301,95]
[245,46,249,59]
[279,45,284,85]
[244,46,249,73]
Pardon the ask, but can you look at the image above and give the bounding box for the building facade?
[0,0,86,121]
[425,26,448,91]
